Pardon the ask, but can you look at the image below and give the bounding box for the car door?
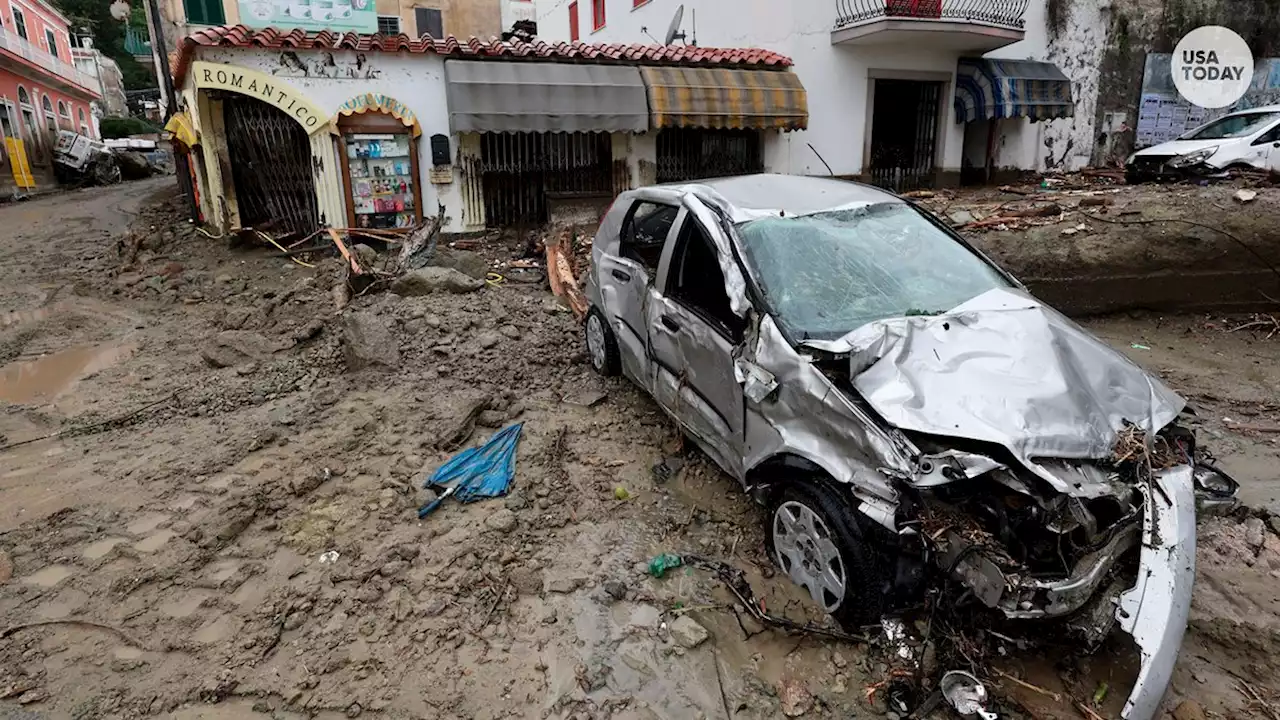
[1254,123,1280,171]
[648,208,746,477]
[595,199,680,386]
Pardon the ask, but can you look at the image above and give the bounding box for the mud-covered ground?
[0,181,1279,720]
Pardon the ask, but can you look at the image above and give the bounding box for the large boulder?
[115,151,154,180]
[430,248,489,280]
[390,267,484,296]
[342,312,401,370]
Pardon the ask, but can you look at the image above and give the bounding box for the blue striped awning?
[954,58,1073,123]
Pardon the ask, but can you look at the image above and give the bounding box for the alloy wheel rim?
[586,314,607,370]
[773,500,848,612]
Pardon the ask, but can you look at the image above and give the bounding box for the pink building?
[0,0,101,194]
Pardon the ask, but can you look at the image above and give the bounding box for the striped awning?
[639,66,808,131]
[954,58,1073,123]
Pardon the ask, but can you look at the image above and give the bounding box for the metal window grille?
[377,16,401,35]
[476,131,614,227]
[655,128,763,184]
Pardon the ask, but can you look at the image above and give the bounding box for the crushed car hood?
[811,288,1185,479]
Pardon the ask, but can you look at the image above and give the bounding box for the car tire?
[1125,169,1143,185]
[766,480,893,629]
[584,307,621,377]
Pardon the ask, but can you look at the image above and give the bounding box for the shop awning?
[639,66,808,130]
[954,58,1074,123]
[445,60,649,133]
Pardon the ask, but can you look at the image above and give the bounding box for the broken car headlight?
[1168,146,1219,168]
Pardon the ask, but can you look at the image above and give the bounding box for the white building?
[531,0,1083,188]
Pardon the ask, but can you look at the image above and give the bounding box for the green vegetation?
[100,115,160,138]
[53,0,158,90]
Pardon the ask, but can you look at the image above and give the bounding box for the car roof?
[1224,105,1280,116]
[656,173,903,220]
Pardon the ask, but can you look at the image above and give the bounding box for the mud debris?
[0,180,1278,720]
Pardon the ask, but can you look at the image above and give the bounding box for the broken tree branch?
[992,668,1062,703]
[1,619,149,650]
[0,392,178,452]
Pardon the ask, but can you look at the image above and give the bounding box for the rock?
[832,651,848,669]
[485,509,518,533]
[499,324,521,340]
[478,409,507,427]
[201,330,276,368]
[0,548,11,584]
[1078,196,1112,207]
[345,702,363,718]
[116,151,154,180]
[431,247,490,280]
[283,612,306,631]
[603,580,627,601]
[342,312,401,370]
[946,209,975,226]
[215,274,234,284]
[545,575,587,594]
[353,244,379,269]
[540,606,558,624]
[477,332,502,350]
[1245,517,1267,551]
[1172,699,1206,720]
[778,677,812,717]
[1234,189,1259,204]
[391,267,484,296]
[669,615,709,648]
[380,560,408,577]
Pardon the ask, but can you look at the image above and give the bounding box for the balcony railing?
[0,26,100,95]
[835,0,1028,30]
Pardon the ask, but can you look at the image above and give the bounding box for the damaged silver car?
[583,175,1239,720]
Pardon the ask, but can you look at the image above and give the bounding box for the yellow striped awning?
[639,66,808,131]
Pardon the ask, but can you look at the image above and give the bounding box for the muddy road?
[0,181,1278,720]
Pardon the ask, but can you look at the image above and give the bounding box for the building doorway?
[867,79,942,193]
[478,131,615,227]
[220,93,319,236]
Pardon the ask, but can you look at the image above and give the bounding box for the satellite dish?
[663,5,685,45]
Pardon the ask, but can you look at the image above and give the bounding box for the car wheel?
[1125,169,1143,185]
[767,481,892,629]
[584,307,621,377]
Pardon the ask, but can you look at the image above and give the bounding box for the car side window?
[621,201,678,272]
[666,217,743,341]
[1254,125,1280,145]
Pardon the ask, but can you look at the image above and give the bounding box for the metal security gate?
[868,79,942,193]
[221,93,319,237]
[656,128,763,183]
[479,132,614,227]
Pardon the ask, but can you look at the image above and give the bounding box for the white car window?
[1182,112,1280,140]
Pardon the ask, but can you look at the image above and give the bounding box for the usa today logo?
[1172,26,1254,108]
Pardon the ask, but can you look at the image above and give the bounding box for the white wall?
[196,46,467,230]
[532,0,978,177]
[977,0,1105,171]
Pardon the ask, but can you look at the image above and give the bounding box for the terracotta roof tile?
[173,24,793,86]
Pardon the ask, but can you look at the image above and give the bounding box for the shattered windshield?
[1181,111,1280,139]
[736,203,1011,340]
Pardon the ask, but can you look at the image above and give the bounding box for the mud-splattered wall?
[1077,0,1280,165]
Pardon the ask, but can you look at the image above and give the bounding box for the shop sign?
[193,61,330,134]
[237,0,375,33]
[336,93,422,137]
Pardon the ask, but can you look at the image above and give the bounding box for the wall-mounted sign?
[237,0,375,33]
[192,61,330,134]
[429,166,453,184]
[336,93,421,137]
